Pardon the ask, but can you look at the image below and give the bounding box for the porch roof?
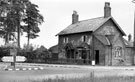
[64,43,75,50]
[94,35,110,45]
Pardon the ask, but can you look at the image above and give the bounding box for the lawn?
[12,72,135,82]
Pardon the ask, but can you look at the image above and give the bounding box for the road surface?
[0,63,135,82]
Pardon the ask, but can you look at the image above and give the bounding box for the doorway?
[82,50,87,63]
[95,50,99,64]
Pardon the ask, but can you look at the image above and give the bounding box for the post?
[132,0,135,65]
[12,42,18,69]
[110,43,112,66]
[92,35,95,66]
[13,53,16,69]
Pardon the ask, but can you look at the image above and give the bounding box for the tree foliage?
[0,0,44,49]
[22,1,44,48]
[20,45,50,63]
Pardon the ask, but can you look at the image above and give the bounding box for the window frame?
[82,35,87,42]
[114,46,122,59]
[63,37,69,43]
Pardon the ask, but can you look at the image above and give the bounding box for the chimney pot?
[104,2,111,18]
[128,34,132,42]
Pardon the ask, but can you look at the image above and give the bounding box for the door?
[95,50,99,64]
[82,50,87,63]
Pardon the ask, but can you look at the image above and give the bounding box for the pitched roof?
[123,39,134,47]
[57,17,109,35]
[94,35,134,47]
[94,35,110,45]
[64,43,75,50]
[49,45,58,53]
[57,16,126,36]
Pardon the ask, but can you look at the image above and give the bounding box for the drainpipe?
[92,34,95,66]
[132,0,135,65]
[110,43,112,66]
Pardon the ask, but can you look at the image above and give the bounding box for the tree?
[22,2,44,49]
[0,28,16,45]
[0,0,29,48]
[0,0,44,50]
[35,45,50,60]
[0,0,17,44]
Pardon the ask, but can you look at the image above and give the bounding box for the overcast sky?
[1,0,135,49]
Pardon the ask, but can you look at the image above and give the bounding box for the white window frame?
[82,35,87,42]
[63,37,69,43]
[114,46,122,59]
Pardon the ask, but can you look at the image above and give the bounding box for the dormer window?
[82,35,87,42]
[63,37,69,43]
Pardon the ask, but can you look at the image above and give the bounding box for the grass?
[12,72,135,82]
[28,76,135,82]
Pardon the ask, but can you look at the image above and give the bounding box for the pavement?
[1,62,135,71]
[16,63,135,70]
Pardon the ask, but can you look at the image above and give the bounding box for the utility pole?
[132,0,135,65]
[132,0,135,47]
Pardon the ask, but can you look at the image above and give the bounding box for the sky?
[0,0,135,49]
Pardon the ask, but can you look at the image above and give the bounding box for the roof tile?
[58,17,110,35]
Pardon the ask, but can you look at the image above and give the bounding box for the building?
[57,2,134,66]
[49,45,59,59]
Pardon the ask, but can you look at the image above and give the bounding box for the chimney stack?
[72,10,79,24]
[128,34,132,42]
[104,2,111,18]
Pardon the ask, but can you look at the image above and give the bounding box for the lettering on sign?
[2,56,26,62]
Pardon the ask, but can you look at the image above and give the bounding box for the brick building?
[57,2,134,66]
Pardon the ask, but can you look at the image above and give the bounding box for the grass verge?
[12,72,135,82]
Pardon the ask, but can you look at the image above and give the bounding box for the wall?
[58,32,92,59]
[93,36,107,65]
[93,19,126,66]
[94,19,122,36]
[111,37,125,66]
[124,48,134,65]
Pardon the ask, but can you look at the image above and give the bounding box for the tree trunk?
[5,33,9,45]
[27,32,30,50]
[17,22,20,49]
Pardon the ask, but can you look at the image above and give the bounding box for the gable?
[94,18,126,36]
[94,35,110,45]
[113,36,126,48]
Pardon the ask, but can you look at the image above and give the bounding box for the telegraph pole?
[132,0,135,65]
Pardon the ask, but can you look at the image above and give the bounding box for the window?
[63,38,66,43]
[63,37,69,43]
[66,37,69,43]
[82,35,87,42]
[114,46,122,58]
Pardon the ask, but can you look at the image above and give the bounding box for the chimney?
[72,10,79,24]
[104,2,111,18]
[128,34,132,42]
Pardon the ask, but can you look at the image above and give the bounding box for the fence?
[26,58,92,65]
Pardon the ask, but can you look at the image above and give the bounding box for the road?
[0,66,91,82]
[1,63,135,82]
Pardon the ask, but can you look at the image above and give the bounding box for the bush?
[0,47,10,61]
[20,45,51,63]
